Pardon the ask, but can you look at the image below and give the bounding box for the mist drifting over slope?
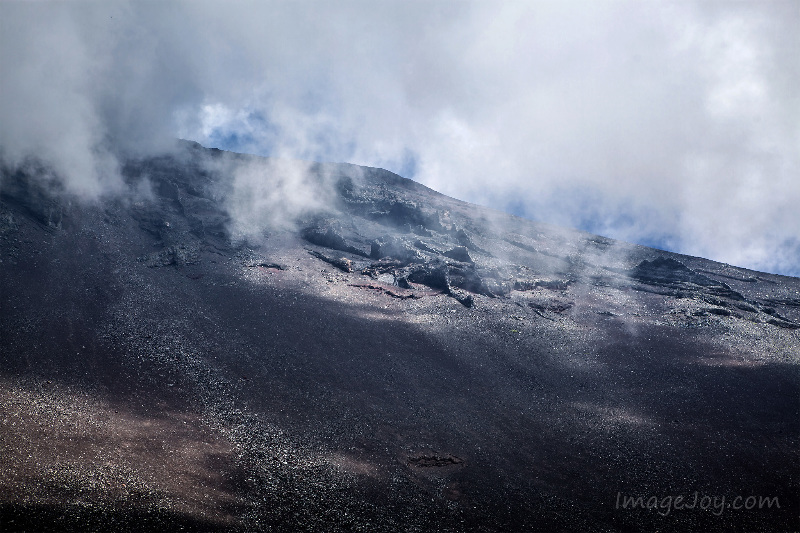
[1,0,798,275]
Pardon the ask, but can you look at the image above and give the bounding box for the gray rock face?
[403,259,451,292]
[369,235,421,263]
[1,142,798,532]
[443,245,472,263]
[631,257,716,286]
[302,223,368,257]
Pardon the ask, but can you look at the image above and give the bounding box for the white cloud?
[1,0,797,274]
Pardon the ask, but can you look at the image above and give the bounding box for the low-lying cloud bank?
[1,1,797,275]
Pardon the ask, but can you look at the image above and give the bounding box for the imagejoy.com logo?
[615,492,780,517]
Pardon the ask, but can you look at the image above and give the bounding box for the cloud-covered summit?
[1,1,798,275]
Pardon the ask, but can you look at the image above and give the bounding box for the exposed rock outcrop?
[443,246,473,263]
[308,250,354,272]
[301,223,368,257]
[3,142,798,533]
[370,236,422,263]
[403,260,451,292]
[407,454,464,468]
[631,257,745,301]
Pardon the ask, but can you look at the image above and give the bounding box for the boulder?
[443,246,473,263]
[302,224,368,257]
[370,236,421,263]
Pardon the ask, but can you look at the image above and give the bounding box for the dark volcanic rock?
[631,257,718,287]
[445,261,483,294]
[408,454,464,468]
[246,261,286,270]
[767,318,800,329]
[362,258,408,279]
[413,239,440,254]
[2,143,798,533]
[339,183,448,233]
[453,227,491,255]
[404,260,451,292]
[301,223,368,257]
[529,297,574,315]
[443,245,473,263]
[514,278,571,291]
[479,277,513,297]
[733,302,758,313]
[308,250,354,272]
[449,288,474,307]
[370,235,422,263]
[763,297,800,308]
[632,257,746,301]
[368,200,428,228]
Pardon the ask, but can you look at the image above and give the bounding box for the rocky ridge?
[1,141,798,532]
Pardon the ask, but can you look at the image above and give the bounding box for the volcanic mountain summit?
[1,142,798,531]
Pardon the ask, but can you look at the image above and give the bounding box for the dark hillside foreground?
[1,142,798,531]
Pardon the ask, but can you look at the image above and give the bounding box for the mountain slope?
[1,142,798,532]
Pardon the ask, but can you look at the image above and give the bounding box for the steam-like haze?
[1,1,798,275]
[211,155,334,240]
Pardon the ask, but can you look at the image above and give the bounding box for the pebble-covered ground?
[1,144,798,531]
